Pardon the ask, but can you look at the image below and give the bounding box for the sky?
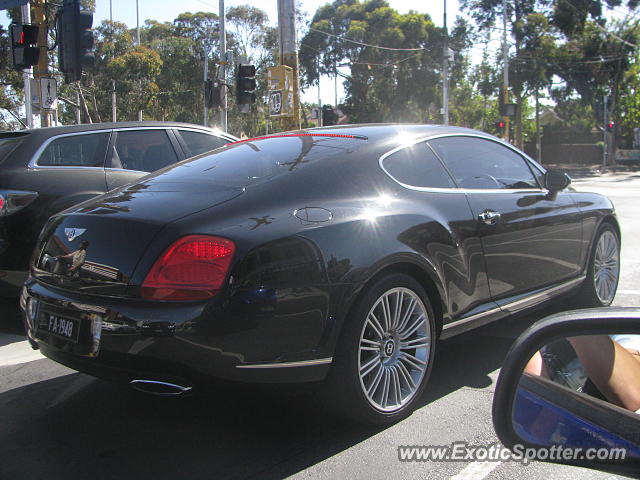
[1,1,462,104]
[93,1,460,30]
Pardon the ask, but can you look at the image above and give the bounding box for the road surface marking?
[450,461,501,480]
[0,335,44,367]
[617,290,640,295]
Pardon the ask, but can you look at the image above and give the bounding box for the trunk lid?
[32,179,244,296]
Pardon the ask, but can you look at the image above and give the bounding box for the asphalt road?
[1,171,639,480]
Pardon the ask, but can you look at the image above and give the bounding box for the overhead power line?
[301,43,421,66]
[309,27,426,51]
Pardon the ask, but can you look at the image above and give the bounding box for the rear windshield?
[0,135,26,165]
[155,135,366,188]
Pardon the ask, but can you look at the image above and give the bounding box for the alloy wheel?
[593,230,619,305]
[358,287,431,412]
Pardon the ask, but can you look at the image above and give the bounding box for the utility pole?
[110,0,116,122]
[278,0,301,131]
[136,0,142,121]
[33,0,51,127]
[317,57,322,126]
[501,0,510,142]
[136,0,141,46]
[219,0,227,132]
[334,60,338,109]
[203,51,209,127]
[535,89,541,163]
[442,0,449,125]
[603,94,609,171]
[21,3,33,128]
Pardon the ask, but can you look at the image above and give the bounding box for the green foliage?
[299,0,443,124]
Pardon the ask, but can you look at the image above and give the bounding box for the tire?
[578,222,620,307]
[325,273,436,426]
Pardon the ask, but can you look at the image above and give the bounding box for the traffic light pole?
[219,0,227,132]
[502,0,509,142]
[21,3,33,128]
[34,0,51,127]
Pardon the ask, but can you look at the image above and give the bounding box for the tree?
[299,0,444,123]
[224,5,277,135]
[106,46,163,120]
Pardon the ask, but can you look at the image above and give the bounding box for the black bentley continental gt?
[20,124,620,425]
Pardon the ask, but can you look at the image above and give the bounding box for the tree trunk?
[77,85,93,124]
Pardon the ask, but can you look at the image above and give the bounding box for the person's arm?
[569,335,640,412]
[524,351,549,377]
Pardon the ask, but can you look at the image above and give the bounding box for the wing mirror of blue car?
[544,169,571,192]
[492,307,640,477]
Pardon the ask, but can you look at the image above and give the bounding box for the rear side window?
[178,130,228,157]
[112,129,179,173]
[381,142,456,188]
[38,133,109,167]
[428,136,539,190]
[0,136,26,164]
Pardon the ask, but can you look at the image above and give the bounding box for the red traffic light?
[606,121,615,131]
[497,121,505,128]
[10,24,40,69]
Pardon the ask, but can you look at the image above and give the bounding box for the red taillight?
[141,235,235,301]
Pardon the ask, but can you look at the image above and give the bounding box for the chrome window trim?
[104,167,148,174]
[442,276,585,331]
[29,129,113,169]
[378,132,547,195]
[173,126,237,143]
[111,126,175,132]
[235,357,333,369]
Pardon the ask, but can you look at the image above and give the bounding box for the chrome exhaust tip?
[130,379,193,396]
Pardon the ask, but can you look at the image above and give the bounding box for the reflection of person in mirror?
[57,240,89,276]
[525,335,640,413]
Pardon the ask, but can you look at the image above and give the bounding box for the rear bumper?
[21,280,333,386]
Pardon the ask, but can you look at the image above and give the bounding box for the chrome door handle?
[478,210,501,226]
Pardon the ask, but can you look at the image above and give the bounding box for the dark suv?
[0,121,237,295]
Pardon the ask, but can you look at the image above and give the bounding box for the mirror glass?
[512,333,640,460]
[544,169,571,191]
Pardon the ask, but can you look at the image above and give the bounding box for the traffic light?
[236,64,256,111]
[205,79,222,109]
[322,105,338,126]
[57,0,95,82]
[606,121,615,131]
[494,120,505,135]
[10,24,40,70]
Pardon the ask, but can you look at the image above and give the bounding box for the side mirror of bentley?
[493,308,640,477]
[544,169,571,191]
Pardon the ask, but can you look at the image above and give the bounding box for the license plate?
[42,314,79,342]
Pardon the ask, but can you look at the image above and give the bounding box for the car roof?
[300,123,498,144]
[6,121,237,140]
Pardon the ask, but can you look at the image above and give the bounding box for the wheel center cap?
[382,339,396,357]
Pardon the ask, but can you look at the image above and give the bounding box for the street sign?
[29,78,39,107]
[267,66,294,117]
[269,90,283,116]
[39,77,57,110]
